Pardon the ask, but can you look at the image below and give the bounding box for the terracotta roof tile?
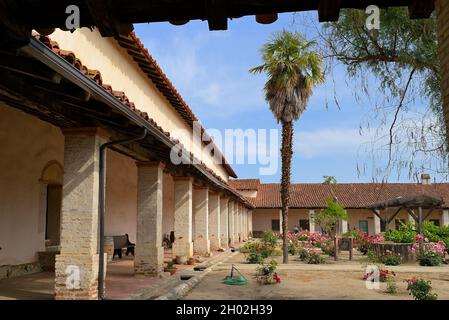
[229,179,261,191]
[248,183,449,209]
[34,33,252,208]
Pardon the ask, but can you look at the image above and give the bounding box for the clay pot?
[164,268,177,275]
[175,255,187,264]
[187,258,195,265]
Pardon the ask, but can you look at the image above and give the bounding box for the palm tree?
[250,30,324,263]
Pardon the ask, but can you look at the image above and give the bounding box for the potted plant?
[187,257,195,265]
[164,261,177,275]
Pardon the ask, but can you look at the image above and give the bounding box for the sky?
[134,12,446,184]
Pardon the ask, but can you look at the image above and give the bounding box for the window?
[429,219,440,226]
[271,219,280,231]
[380,220,387,232]
[359,220,368,234]
[395,219,406,230]
[299,219,310,231]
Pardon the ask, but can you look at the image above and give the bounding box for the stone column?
[243,208,248,240]
[279,209,283,234]
[338,211,348,235]
[442,210,449,227]
[234,202,239,242]
[208,192,221,251]
[308,210,315,233]
[172,177,193,259]
[219,197,229,248]
[249,210,254,237]
[134,162,164,277]
[193,187,210,255]
[373,211,381,234]
[228,201,235,245]
[55,128,106,300]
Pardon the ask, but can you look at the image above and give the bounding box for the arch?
[40,160,64,185]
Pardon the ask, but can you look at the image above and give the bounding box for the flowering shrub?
[356,232,384,255]
[409,235,446,266]
[256,259,280,285]
[362,269,396,283]
[299,248,325,264]
[386,274,398,295]
[406,278,438,300]
[243,231,279,264]
[381,250,402,266]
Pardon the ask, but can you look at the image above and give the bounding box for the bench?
[112,234,135,259]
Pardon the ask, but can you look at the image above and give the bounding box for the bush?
[406,278,438,300]
[417,251,443,266]
[409,236,446,266]
[261,231,278,247]
[386,274,398,295]
[381,250,402,266]
[256,259,280,285]
[299,248,325,264]
[384,222,416,243]
[247,251,264,264]
[288,243,298,255]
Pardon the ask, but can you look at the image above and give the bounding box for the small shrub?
[305,252,325,264]
[256,259,280,285]
[386,274,398,295]
[409,236,446,266]
[417,251,443,266]
[384,222,416,243]
[261,231,278,247]
[247,251,264,264]
[288,243,298,255]
[362,269,396,283]
[381,250,402,266]
[406,278,438,300]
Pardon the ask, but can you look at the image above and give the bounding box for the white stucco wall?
[104,150,138,243]
[0,104,64,265]
[49,28,229,181]
[252,208,280,233]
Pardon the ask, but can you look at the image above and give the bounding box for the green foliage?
[249,30,324,123]
[256,259,280,285]
[261,231,279,248]
[314,198,347,236]
[384,221,416,243]
[304,252,326,264]
[384,221,449,247]
[321,7,447,177]
[322,176,337,186]
[386,275,398,295]
[417,251,443,266]
[243,232,280,264]
[406,278,438,300]
[381,252,402,266]
[288,243,298,255]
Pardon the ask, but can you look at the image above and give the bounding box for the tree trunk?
[281,120,293,264]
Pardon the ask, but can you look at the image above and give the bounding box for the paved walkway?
[0,248,226,300]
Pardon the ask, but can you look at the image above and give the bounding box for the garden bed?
[372,242,415,262]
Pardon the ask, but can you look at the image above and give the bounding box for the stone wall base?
[0,262,42,280]
[172,240,193,259]
[134,246,163,277]
[55,253,99,300]
[193,238,210,256]
[209,235,221,251]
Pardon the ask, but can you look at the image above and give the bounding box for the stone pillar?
[308,210,315,233]
[234,202,239,242]
[55,128,106,300]
[436,0,449,137]
[172,177,194,259]
[134,162,164,277]
[279,209,283,234]
[442,210,449,227]
[373,211,381,234]
[193,187,210,255]
[208,192,221,251]
[220,197,229,248]
[248,210,253,237]
[228,201,235,245]
[243,208,248,240]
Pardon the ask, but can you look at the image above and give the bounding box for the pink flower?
[416,234,424,242]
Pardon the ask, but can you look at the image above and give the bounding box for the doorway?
[45,185,62,246]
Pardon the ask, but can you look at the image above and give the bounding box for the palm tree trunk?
[281,120,293,264]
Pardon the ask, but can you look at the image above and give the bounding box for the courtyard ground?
[183,252,449,300]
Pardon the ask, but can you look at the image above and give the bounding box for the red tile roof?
[114,32,236,178]
[229,179,260,190]
[34,33,252,208]
[243,183,449,209]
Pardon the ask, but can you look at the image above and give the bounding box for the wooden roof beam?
[318,0,342,22]
[408,0,435,19]
[206,0,228,31]
[85,0,134,37]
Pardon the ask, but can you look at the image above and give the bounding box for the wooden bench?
[112,234,135,259]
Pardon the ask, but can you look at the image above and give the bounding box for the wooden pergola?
[368,195,443,234]
[0,0,434,43]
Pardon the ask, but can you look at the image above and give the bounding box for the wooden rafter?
[318,0,342,22]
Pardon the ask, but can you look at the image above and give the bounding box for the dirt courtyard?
[183,253,449,300]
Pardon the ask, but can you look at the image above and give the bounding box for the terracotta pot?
[164,268,177,275]
[187,258,195,265]
[175,255,187,264]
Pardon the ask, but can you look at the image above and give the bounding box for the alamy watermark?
[170,122,279,176]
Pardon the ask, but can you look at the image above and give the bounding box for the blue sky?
[134,12,444,184]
